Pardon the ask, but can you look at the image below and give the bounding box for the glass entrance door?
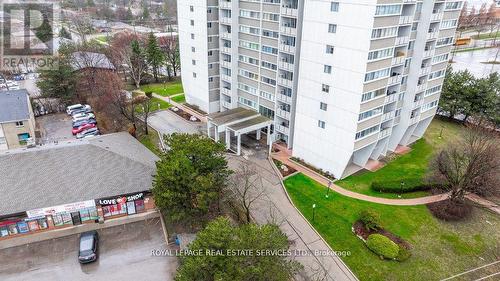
[71,212,81,225]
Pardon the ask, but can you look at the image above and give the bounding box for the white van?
[66,104,83,115]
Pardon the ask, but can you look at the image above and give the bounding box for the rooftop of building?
[70,51,116,71]
[0,132,159,217]
[0,89,31,123]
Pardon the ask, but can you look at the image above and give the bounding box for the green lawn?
[171,94,186,103]
[135,97,171,113]
[472,31,500,40]
[94,35,109,43]
[336,118,464,198]
[140,80,183,97]
[284,173,500,281]
[139,128,162,156]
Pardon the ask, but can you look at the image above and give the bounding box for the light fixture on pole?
[312,204,316,222]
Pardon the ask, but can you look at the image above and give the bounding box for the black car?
[72,118,96,129]
[78,231,99,264]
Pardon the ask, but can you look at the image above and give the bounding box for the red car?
[72,123,96,135]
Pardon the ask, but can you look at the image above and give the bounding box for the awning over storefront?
[207,108,273,155]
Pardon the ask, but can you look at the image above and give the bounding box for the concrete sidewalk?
[0,210,160,250]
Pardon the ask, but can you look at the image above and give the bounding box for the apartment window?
[239,40,259,50]
[361,88,385,102]
[330,2,339,12]
[208,77,214,82]
[261,76,276,86]
[262,12,279,22]
[325,45,334,54]
[320,102,328,111]
[240,9,260,19]
[239,25,260,35]
[207,22,212,28]
[440,20,457,29]
[371,27,398,39]
[355,125,380,139]
[208,37,212,43]
[425,85,442,97]
[262,29,279,38]
[207,8,212,13]
[358,106,383,121]
[322,84,330,93]
[260,91,275,101]
[239,55,259,65]
[328,24,337,33]
[238,96,258,109]
[324,65,332,74]
[190,33,195,39]
[259,105,275,119]
[238,83,258,95]
[0,137,5,145]
[436,37,454,46]
[411,22,418,31]
[208,64,213,69]
[192,60,196,65]
[261,61,277,70]
[239,69,259,80]
[190,6,194,12]
[428,69,446,80]
[15,121,24,127]
[421,100,438,112]
[262,45,278,55]
[191,47,195,52]
[190,20,194,26]
[192,72,197,78]
[432,53,449,64]
[368,47,394,61]
[375,5,401,16]
[364,68,390,82]
[445,1,462,10]
[208,50,213,56]
[318,120,326,129]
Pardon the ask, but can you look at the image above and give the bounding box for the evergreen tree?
[59,26,72,40]
[146,32,164,82]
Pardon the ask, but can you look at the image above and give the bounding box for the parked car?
[66,104,91,115]
[72,123,96,135]
[73,114,96,123]
[72,112,95,120]
[72,119,96,129]
[71,108,93,116]
[78,231,98,264]
[76,127,100,139]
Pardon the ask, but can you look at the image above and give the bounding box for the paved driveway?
[148,110,205,135]
[0,218,178,281]
[36,113,74,143]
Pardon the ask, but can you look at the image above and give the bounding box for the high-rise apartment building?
[178,0,462,179]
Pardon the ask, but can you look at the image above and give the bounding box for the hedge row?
[370,178,439,193]
[366,234,399,259]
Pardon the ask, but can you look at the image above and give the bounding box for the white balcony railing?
[392,56,405,65]
[420,66,431,76]
[221,100,231,109]
[410,115,420,125]
[413,99,424,108]
[278,77,293,87]
[277,93,292,104]
[430,12,443,21]
[385,94,398,104]
[379,127,392,138]
[281,7,298,17]
[399,16,412,25]
[275,124,290,135]
[276,108,291,120]
[427,31,439,40]
[219,1,231,9]
[388,75,402,85]
[220,32,231,39]
[278,60,294,71]
[423,49,434,58]
[221,74,231,82]
[220,60,231,68]
[220,87,231,96]
[280,26,297,36]
[381,111,395,122]
[220,17,232,24]
[279,44,295,53]
[416,83,427,92]
[221,46,231,54]
[395,36,410,45]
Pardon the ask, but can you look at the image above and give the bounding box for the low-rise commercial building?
[0,89,36,150]
[0,132,159,240]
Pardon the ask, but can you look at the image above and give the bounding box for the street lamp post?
[312,204,316,222]
[399,182,405,198]
[326,181,332,198]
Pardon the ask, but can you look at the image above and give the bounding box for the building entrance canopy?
[207,107,273,155]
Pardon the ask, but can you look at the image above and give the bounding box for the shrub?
[366,234,399,259]
[396,246,411,262]
[427,200,472,221]
[370,178,437,193]
[359,210,382,231]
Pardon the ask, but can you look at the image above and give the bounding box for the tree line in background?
[457,1,500,41]
[439,66,500,127]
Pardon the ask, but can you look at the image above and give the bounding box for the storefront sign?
[26,200,96,218]
[96,192,144,206]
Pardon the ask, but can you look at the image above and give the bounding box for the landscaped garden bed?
[184,103,207,115]
[169,106,200,122]
[289,157,335,181]
[272,159,297,178]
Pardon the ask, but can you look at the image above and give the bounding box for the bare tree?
[159,36,180,80]
[107,90,141,134]
[229,162,267,223]
[428,122,500,204]
[71,15,93,43]
[137,92,154,135]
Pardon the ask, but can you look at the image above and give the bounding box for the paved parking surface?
[37,113,74,143]
[148,110,205,135]
[0,218,178,281]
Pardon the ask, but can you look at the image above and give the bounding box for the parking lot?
[0,218,178,281]
[37,113,74,143]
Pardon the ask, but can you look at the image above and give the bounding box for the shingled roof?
[0,89,31,123]
[0,132,159,216]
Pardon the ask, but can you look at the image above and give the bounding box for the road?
[451,48,499,78]
[0,218,178,281]
[147,110,205,135]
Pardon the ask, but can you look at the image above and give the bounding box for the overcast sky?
[467,0,497,8]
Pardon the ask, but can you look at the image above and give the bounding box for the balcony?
[399,16,412,25]
[281,7,298,17]
[277,93,292,104]
[410,115,419,125]
[220,87,231,95]
[427,31,439,40]
[430,12,443,22]
[280,26,297,36]
[413,98,424,108]
[420,66,431,76]
[423,49,434,58]
[393,115,401,125]
[379,127,392,139]
[392,56,405,66]
[279,44,295,53]
[221,100,231,109]
[220,17,232,24]
[220,60,231,68]
[276,108,291,119]
[221,46,231,54]
[388,75,402,85]
[385,93,398,104]
[402,0,416,3]
[278,77,293,88]
[221,74,231,82]
[395,36,410,46]
[219,1,231,9]
[220,32,231,39]
[275,124,290,135]
[381,111,395,122]
[278,60,294,71]
[416,83,427,92]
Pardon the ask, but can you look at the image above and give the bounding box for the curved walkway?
[272,151,450,206]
